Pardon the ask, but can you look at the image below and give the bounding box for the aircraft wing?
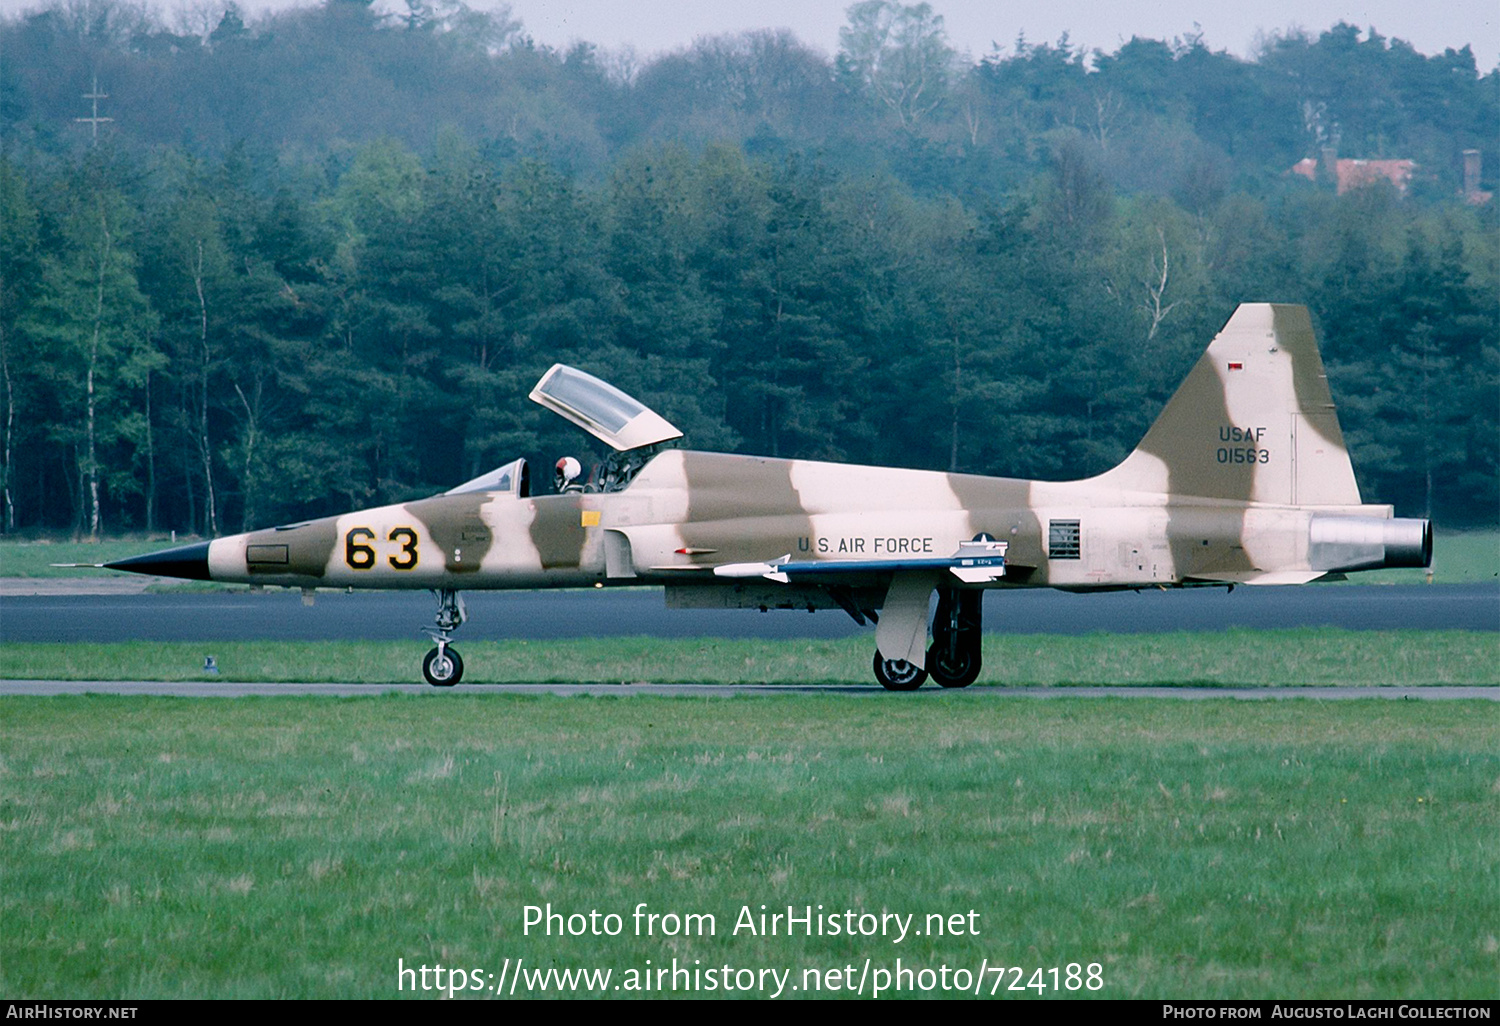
[711,539,1008,584]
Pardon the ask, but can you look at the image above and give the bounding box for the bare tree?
[169,0,230,43]
[838,0,956,129]
[83,202,113,539]
[0,334,14,532]
[53,0,157,47]
[600,44,642,87]
[232,372,273,532]
[190,239,217,537]
[1087,89,1124,152]
[441,1,522,55]
[1141,226,1181,341]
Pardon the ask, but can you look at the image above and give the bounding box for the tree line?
[1,0,1496,535]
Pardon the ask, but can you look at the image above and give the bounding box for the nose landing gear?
[421,589,467,686]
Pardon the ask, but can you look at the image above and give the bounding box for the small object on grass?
[204,655,219,676]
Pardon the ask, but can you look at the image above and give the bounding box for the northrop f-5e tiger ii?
[101,303,1431,689]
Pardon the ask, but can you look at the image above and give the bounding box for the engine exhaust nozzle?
[1309,516,1432,573]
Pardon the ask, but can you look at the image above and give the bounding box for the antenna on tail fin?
[1097,303,1362,506]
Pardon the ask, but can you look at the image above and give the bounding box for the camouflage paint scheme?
[117,304,1431,680]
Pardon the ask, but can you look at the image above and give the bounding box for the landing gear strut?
[421,589,467,686]
[927,589,982,688]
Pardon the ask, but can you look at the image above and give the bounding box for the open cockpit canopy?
[529,364,683,452]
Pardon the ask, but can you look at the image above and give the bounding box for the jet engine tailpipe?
[1309,515,1432,573]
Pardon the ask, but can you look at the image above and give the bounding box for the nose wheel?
[422,644,464,686]
[421,589,467,686]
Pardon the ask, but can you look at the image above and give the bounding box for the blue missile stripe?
[776,556,1006,575]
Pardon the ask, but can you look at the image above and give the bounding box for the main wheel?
[927,635,981,688]
[423,646,464,687]
[873,652,927,691]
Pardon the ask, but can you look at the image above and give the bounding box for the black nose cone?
[104,541,212,581]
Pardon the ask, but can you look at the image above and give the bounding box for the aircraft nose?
[104,541,213,581]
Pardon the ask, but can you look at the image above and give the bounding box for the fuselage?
[193,448,1416,594]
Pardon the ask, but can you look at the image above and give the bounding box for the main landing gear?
[421,589,467,686]
[873,588,983,691]
[927,589,983,688]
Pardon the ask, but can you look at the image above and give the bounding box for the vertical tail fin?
[1098,303,1362,506]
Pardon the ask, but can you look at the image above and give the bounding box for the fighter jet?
[101,303,1431,689]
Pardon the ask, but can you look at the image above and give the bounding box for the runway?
[2,580,1496,642]
[2,680,1494,699]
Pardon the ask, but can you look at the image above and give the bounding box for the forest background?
[1,0,1495,539]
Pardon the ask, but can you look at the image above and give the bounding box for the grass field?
[3,534,1495,1000]
[2,630,1497,686]
[0,695,1495,999]
[1331,529,1497,585]
[0,537,196,578]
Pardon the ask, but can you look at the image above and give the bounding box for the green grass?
[0,537,198,578]
[1341,528,1499,585]
[0,695,1495,998]
[2,630,1496,686]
